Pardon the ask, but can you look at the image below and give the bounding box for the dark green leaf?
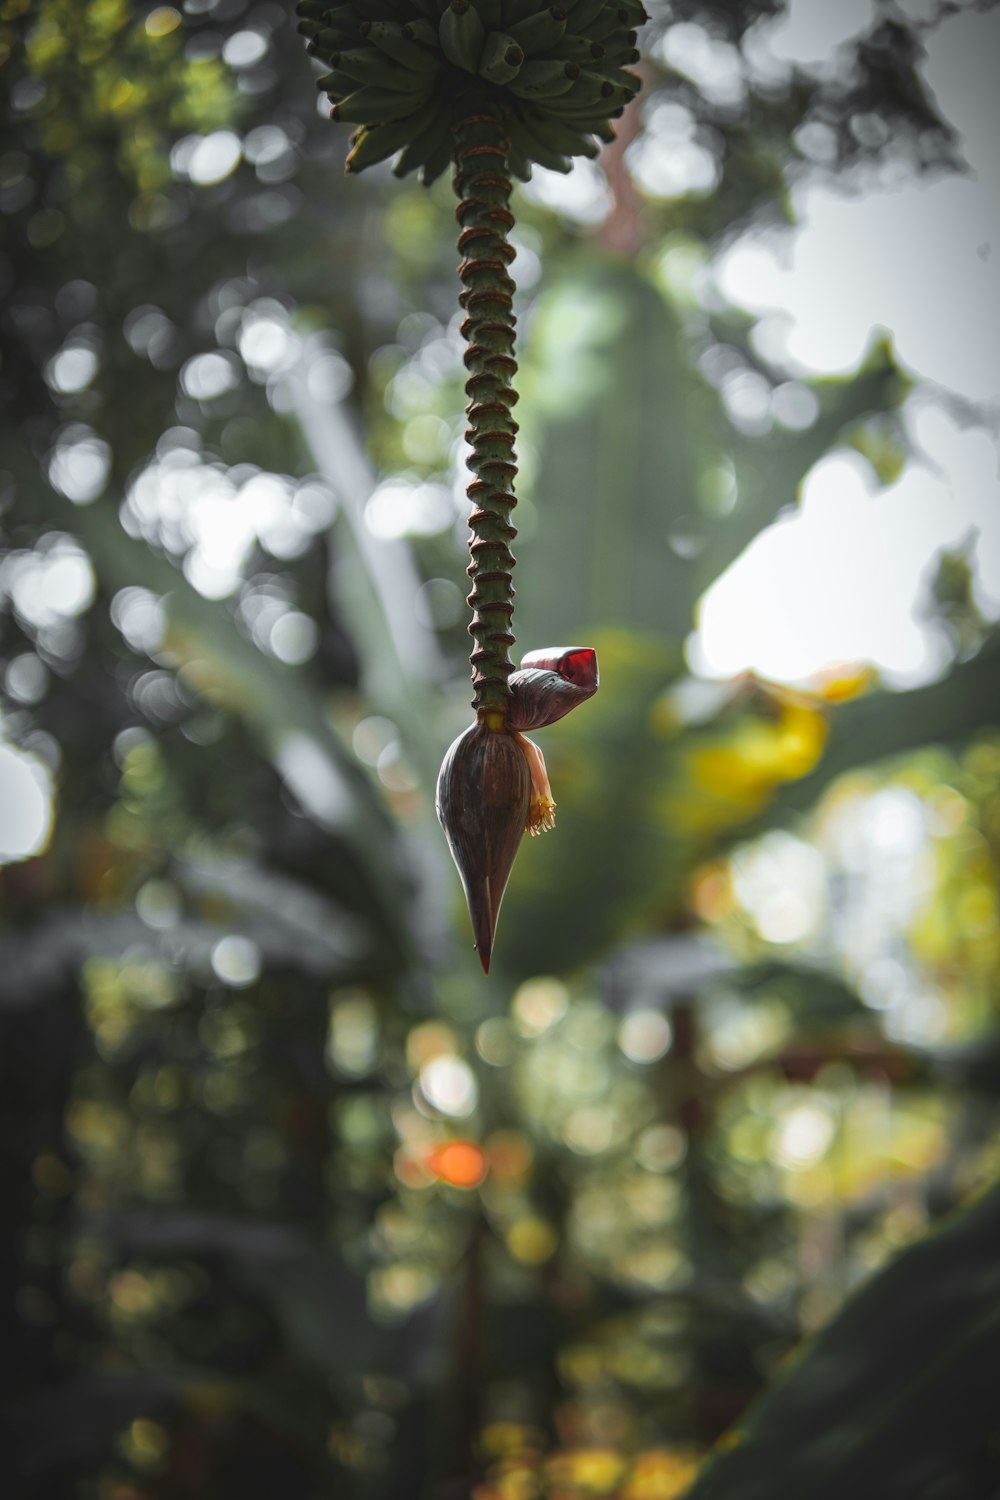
[684,1177,1000,1500]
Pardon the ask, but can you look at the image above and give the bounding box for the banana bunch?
[297,0,647,183]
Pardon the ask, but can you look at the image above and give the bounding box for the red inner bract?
[558,648,598,688]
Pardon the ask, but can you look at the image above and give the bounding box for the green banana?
[543,103,614,125]
[359,20,440,71]
[307,36,339,60]
[519,108,601,156]
[332,47,436,90]
[439,0,487,71]
[552,68,614,103]
[508,5,568,54]
[314,69,351,95]
[619,1,649,24]
[346,113,432,173]
[549,37,605,61]
[421,129,456,186]
[544,94,619,121]
[400,17,438,48]
[308,24,363,56]
[601,41,640,65]
[566,0,611,27]
[508,58,579,98]
[506,142,533,180]
[603,66,640,93]
[502,0,545,26]
[479,31,524,83]
[587,7,632,42]
[513,113,597,167]
[507,120,572,172]
[392,106,452,177]
[473,0,504,27]
[332,85,433,125]
[310,0,353,26]
[527,112,608,139]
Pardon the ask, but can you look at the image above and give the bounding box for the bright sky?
[0,743,53,862]
[692,0,1000,685]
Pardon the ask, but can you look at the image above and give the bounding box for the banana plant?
[298,0,648,969]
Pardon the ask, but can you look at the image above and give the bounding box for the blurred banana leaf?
[285,349,445,789]
[514,257,904,649]
[0,884,368,1012]
[600,933,734,1009]
[730,959,870,1026]
[683,1176,1000,1500]
[12,1367,313,1478]
[21,442,418,963]
[746,633,1000,835]
[599,939,870,1028]
[102,1211,304,1260]
[13,1370,211,1478]
[240,1247,459,1389]
[515,260,703,644]
[175,854,370,965]
[96,1209,458,1389]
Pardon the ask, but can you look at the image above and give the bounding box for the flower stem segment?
[454,108,519,722]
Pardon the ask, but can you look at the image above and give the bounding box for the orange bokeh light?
[426,1139,489,1189]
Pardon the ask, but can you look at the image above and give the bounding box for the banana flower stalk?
[437,647,598,972]
[298,4,642,969]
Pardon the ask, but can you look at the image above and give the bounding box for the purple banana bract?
[437,645,598,971]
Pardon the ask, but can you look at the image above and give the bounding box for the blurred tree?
[1,2,998,1499]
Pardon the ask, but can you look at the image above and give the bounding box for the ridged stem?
[453,108,519,725]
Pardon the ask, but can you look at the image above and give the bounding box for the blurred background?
[2,0,999,1497]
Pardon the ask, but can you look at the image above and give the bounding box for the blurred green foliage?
[1,2,999,1499]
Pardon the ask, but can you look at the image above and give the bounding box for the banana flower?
[436,647,598,972]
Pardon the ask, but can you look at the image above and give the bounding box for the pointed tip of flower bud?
[436,721,531,974]
[475,895,494,974]
[466,871,503,973]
